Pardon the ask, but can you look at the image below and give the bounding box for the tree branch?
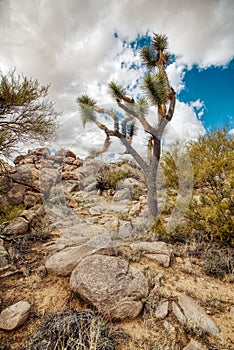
[117,100,157,138]
[165,87,176,121]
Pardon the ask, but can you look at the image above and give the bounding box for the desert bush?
[162,128,234,245]
[0,203,25,224]
[26,309,126,350]
[96,164,128,191]
[202,249,234,279]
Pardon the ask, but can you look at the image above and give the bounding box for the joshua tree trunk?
[147,137,161,222]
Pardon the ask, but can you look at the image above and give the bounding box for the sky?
[0,0,234,158]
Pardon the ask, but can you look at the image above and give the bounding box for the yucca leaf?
[152,33,168,52]
[134,98,149,115]
[76,94,96,127]
[140,46,156,68]
[76,94,96,107]
[143,72,168,106]
[108,81,126,100]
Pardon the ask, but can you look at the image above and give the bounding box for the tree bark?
[147,137,161,223]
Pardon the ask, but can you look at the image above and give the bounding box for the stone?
[67,198,78,208]
[155,301,169,319]
[177,296,221,337]
[70,254,148,320]
[64,156,77,165]
[45,244,98,276]
[2,217,29,235]
[129,202,141,216]
[14,154,26,165]
[183,339,207,350]
[130,241,171,255]
[6,184,28,205]
[113,188,132,201]
[89,207,102,215]
[9,164,40,191]
[116,178,144,190]
[130,241,171,267]
[145,253,171,267]
[163,320,176,333]
[0,301,31,330]
[231,306,234,319]
[85,182,97,192]
[0,239,9,268]
[172,301,186,325]
[24,191,42,208]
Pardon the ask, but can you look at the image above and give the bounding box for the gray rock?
[0,239,9,268]
[24,191,42,208]
[172,301,186,325]
[9,164,40,191]
[163,320,176,333]
[130,241,171,255]
[6,184,28,205]
[130,241,171,267]
[0,301,31,330]
[2,217,29,235]
[177,295,221,337]
[155,301,169,319]
[113,188,132,201]
[45,244,98,276]
[112,220,134,241]
[129,202,141,216]
[70,254,148,320]
[145,253,171,267]
[89,207,102,215]
[85,182,97,192]
[116,178,143,190]
[183,339,207,350]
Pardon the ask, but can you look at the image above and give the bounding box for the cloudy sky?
[0,0,234,158]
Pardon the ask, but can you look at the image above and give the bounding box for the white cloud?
[0,0,233,157]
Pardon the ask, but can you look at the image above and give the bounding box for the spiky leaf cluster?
[76,95,96,127]
[143,71,169,106]
[152,33,169,51]
[108,81,126,100]
[140,47,157,69]
[134,98,149,115]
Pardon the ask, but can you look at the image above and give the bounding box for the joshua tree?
[76,33,176,223]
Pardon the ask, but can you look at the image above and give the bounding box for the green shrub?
[96,164,128,191]
[162,128,234,245]
[0,203,25,224]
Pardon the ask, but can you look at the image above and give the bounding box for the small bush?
[26,309,126,350]
[202,249,234,279]
[96,164,128,191]
[0,203,25,224]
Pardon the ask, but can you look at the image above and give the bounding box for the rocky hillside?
[0,148,233,350]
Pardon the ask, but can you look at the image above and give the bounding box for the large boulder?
[9,164,40,191]
[6,184,28,205]
[70,254,148,320]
